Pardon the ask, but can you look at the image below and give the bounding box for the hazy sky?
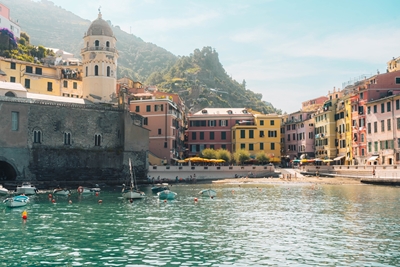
[43,0,400,113]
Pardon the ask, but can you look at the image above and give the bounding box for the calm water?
[1,182,400,266]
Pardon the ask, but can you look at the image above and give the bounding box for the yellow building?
[335,93,353,165]
[231,113,281,162]
[0,57,83,98]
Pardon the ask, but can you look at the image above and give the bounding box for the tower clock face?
[90,52,96,60]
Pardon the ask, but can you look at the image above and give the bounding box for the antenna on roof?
[98,6,102,13]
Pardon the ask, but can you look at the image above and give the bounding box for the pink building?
[187,108,253,155]
[0,3,20,38]
[366,93,400,165]
[282,111,315,160]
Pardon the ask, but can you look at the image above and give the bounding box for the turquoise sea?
[1,182,400,266]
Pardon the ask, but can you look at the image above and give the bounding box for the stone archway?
[0,161,17,181]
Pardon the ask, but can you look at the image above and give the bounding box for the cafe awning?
[367,156,379,161]
[333,155,345,161]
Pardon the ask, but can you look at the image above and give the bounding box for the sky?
[43,0,400,114]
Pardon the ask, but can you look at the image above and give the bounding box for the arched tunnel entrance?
[0,161,17,181]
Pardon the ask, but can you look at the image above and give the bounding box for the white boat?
[16,182,38,195]
[3,195,29,208]
[158,190,177,200]
[122,158,145,199]
[199,189,217,197]
[77,186,93,194]
[53,188,71,196]
[0,185,8,195]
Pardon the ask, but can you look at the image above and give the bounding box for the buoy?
[129,199,133,203]
[22,210,28,220]
[95,192,99,196]
[232,190,235,194]
[210,196,214,199]
[194,198,198,202]
[48,193,52,198]
[68,200,72,204]
[98,200,103,204]
[163,199,167,203]
[52,199,56,203]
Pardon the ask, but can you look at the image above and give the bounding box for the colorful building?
[0,2,20,38]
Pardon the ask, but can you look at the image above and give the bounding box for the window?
[143,117,148,125]
[221,132,226,140]
[270,120,275,126]
[373,105,377,113]
[135,106,140,112]
[73,82,77,89]
[24,79,30,89]
[158,129,162,135]
[164,142,167,148]
[360,92,364,99]
[240,143,245,149]
[63,81,68,88]
[260,143,264,150]
[240,130,245,138]
[367,123,371,134]
[361,133,364,142]
[398,118,400,129]
[221,144,226,149]
[146,105,151,112]
[387,102,391,112]
[208,120,216,127]
[249,130,254,138]
[26,66,33,73]
[95,40,100,47]
[381,120,385,132]
[270,143,275,150]
[260,120,264,126]
[260,130,264,137]
[10,77,15,83]
[396,99,400,110]
[287,134,290,141]
[5,91,15,97]
[47,82,53,91]
[374,121,377,133]
[64,132,71,145]
[368,142,371,153]
[94,65,99,76]
[86,66,88,77]
[367,106,371,114]
[106,41,110,48]
[396,77,400,84]
[10,62,16,69]
[249,144,254,150]
[388,119,392,131]
[220,120,228,126]
[210,132,214,140]
[192,132,196,140]
[381,103,385,113]
[35,68,42,75]
[11,112,19,131]
[107,66,110,77]
[33,130,42,144]
[94,134,101,146]
[200,132,204,140]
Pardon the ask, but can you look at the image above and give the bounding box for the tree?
[216,149,231,163]
[233,149,250,165]
[201,148,217,159]
[256,152,269,165]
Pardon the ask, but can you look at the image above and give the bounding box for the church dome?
[86,13,114,37]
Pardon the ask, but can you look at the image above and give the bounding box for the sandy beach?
[213,176,362,185]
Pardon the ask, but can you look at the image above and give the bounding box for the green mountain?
[4,0,280,114]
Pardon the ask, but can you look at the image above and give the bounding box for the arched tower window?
[85,66,88,77]
[106,41,110,48]
[64,132,71,145]
[107,66,110,77]
[33,129,42,144]
[5,91,15,97]
[86,42,89,48]
[94,40,100,47]
[94,134,102,146]
[94,65,99,76]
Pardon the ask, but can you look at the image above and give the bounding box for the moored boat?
[0,184,8,195]
[77,186,93,194]
[53,188,71,196]
[157,190,177,200]
[16,182,38,195]
[151,183,169,193]
[122,158,145,199]
[199,189,217,197]
[3,195,29,208]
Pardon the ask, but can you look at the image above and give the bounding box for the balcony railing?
[81,47,116,53]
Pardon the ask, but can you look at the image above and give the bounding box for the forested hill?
[4,0,281,114]
[146,47,280,114]
[3,0,177,81]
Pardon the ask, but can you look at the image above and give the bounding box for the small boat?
[199,189,217,197]
[53,188,71,196]
[77,186,94,194]
[16,182,38,195]
[3,195,29,208]
[122,158,145,199]
[0,185,8,195]
[157,190,177,200]
[90,185,101,192]
[151,183,169,193]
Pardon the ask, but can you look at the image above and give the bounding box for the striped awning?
[333,155,345,161]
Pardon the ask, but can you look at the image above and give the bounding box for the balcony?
[81,46,117,53]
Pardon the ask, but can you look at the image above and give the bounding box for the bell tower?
[81,11,118,103]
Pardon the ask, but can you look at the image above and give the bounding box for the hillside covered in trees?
[3,0,280,114]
